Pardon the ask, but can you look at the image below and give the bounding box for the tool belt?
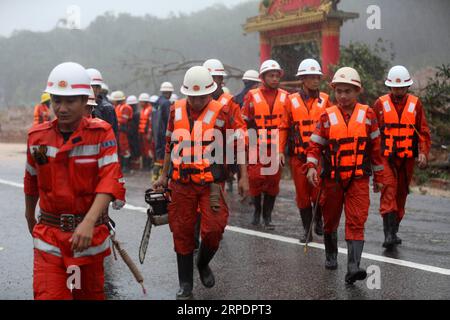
[38,210,109,232]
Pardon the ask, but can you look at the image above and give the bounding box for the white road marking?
[2,178,450,276]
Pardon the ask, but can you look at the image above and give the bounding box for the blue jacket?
[154,96,172,161]
[93,94,119,140]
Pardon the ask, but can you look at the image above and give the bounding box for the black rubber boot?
[324,232,338,270]
[142,157,151,171]
[194,215,201,254]
[176,253,194,300]
[382,212,396,249]
[394,220,402,245]
[299,207,313,243]
[251,195,262,226]
[121,157,130,174]
[196,243,217,288]
[262,194,276,230]
[345,240,367,285]
[314,206,324,236]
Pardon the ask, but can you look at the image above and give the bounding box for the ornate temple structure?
[244,0,358,78]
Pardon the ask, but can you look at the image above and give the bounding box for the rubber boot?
[121,157,130,174]
[382,212,396,249]
[345,240,367,285]
[176,253,194,300]
[299,207,313,243]
[196,243,216,288]
[394,220,402,245]
[262,194,276,230]
[251,195,262,226]
[314,206,324,236]
[324,232,338,270]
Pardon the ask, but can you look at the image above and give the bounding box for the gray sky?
[0,0,249,37]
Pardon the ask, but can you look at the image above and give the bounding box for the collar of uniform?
[299,87,319,101]
[56,117,89,152]
[389,93,409,105]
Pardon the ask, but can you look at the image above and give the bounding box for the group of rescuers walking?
[25,56,430,300]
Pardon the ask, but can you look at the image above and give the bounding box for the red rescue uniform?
[33,103,52,125]
[285,91,330,209]
[242,87,288,197]
[165,98,244,255]
[24,117,125,300]
[115,103,133,158]
[373,93,431,222]
[306,104,384,240]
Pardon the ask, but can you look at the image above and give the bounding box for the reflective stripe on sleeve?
[98,153,119,168]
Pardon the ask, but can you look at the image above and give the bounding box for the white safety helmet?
[45,62,92,96]
[86,68,104,86]
[331,67,362,89]
[203,59,227,77]
[296,58,323,76]
[160,82,174,92]
[259,59,284,77]
[170,93,179,103]
[180,66,217,97]
[138,93,151,102]
[110,90,126,102]
[150,95,159,104]
[126,95,138,105]
[87,88,97,106]
[242,70,261,82]
[385,65,414,88]
[101,83,109,93]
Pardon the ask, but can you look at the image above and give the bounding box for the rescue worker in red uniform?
[153,66,249,300]
[306,67,384,285]
[373,65,431,249]
[33,93,53,125]
[112,91,133,173]
[242,59,288,230]
[24,62,125,300]
[138,93,154,171]
[285,58,331,243]
[203,59,247,193]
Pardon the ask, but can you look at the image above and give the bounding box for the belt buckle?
[60,214,76,232]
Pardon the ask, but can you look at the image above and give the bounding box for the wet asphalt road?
[1,143,449,300]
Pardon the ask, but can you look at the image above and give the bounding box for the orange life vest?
[289,92,329,155]
[379,94,418,158]
[326,104,370,180]
[115,103,133,126]
[33,104,51,125]
[139,104,152,134]
[170,99,223,185]
[250,88,287,147]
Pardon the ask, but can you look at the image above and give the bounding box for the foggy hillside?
[0,0,448,107]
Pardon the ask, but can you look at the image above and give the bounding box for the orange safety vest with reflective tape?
[250,88,287,147]
[139,104,152,134]
[170,99,223,184]
[289,92,329,155]
[326,104,369,180]
[379,94,418,158]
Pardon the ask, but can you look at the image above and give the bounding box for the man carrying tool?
[242,59,288,230]
[373,65,431,249]
[285,58,330,243]
[153,66,249,300]
[24,62,125,300]
[306,67,384,285]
